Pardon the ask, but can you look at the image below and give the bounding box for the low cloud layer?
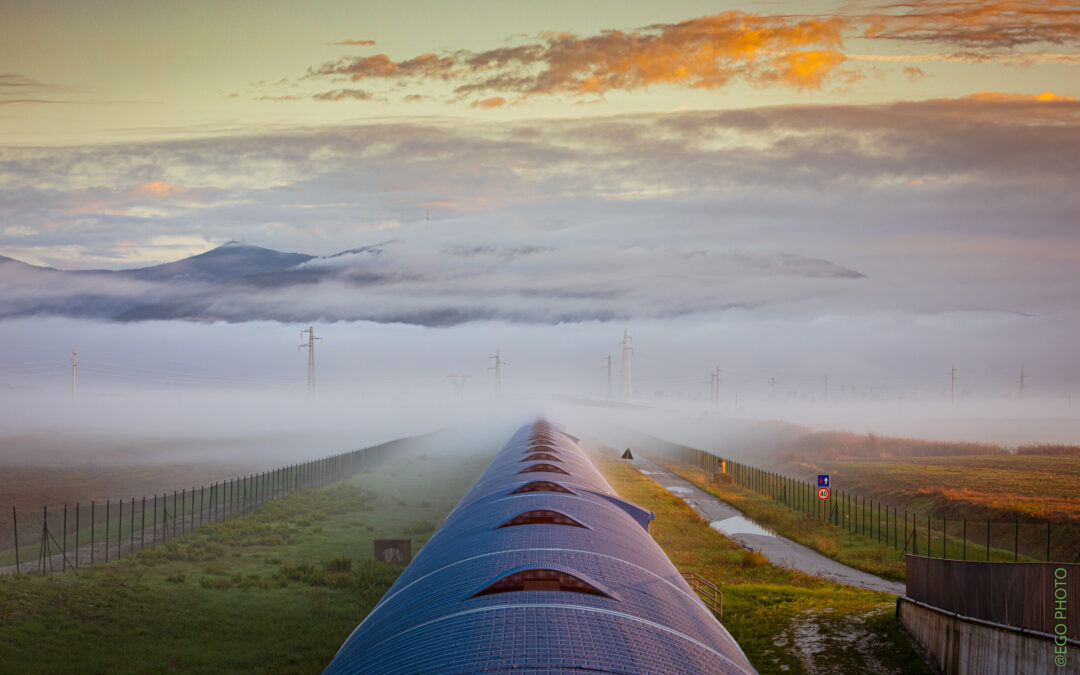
[0,240,866,326]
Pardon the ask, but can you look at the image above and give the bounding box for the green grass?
[0,432,496,674]
[590,449,933,675]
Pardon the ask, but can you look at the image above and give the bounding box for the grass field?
[834,454,1080,522]
[0,425,934,674]
[587,444,932,675]
[0,429,497,673]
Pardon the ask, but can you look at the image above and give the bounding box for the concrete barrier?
[898,596,1080,674]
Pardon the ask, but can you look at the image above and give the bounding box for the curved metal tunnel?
[324,420,757,674]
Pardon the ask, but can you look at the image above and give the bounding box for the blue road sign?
[817,474,830,487]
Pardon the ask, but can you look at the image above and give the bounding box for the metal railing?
[681,569,723,620]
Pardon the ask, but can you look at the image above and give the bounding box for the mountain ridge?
[0,241,868,326]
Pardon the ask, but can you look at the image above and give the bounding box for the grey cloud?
[0,96,1077,324]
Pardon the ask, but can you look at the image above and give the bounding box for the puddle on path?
[710,515,777,538]
[667,486,695,495]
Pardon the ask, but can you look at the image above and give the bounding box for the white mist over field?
[1,314,1078,473]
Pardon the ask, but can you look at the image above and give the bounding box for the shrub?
[741,550,769,568]
[403,520,436,535]
[324,554,352,573]
[200,576,233,590]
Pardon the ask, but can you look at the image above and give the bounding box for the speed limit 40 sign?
[817,486,831,500]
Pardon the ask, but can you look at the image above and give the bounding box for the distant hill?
[117,242,314,283]
[0,241,867,326]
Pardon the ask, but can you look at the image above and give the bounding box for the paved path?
[636,456,905,596]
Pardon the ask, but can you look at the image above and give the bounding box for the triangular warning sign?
[621,448,634,460]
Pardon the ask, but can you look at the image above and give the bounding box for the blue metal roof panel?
[325,421,756,674]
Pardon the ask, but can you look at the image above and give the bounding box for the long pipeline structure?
[325,419,757,674]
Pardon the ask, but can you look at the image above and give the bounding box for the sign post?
[621,448,634,484]
[817,475,831,522]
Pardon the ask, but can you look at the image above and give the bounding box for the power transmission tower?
[770,377,776,400]
[489,349,506,394]
[604,356,612,399]
[824,375,829,402]
[714,365,722,407]
[709,371,716,403]
[1019,364,1027,398]
[71,346,77,402]
[298,327,323,396]
[951,365,956,402]
[620,330,633,400]
[448,373,470,394]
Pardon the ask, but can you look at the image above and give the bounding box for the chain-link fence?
[1,438,401,575]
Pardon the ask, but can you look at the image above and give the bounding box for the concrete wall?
[898,597,1080,675]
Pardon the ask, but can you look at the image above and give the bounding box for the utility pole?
[951,365,956,402]
[824,375,829,402]
[770,377,776,400]
[448,374,470,394]
[620,330,633,400]
[604,356,612,399]
[489,349,506,394]
[298,327,323,396]
[714,365,722,407]
[71,346,77,401]
[709,371,716,404]
[1019,364,1027,399]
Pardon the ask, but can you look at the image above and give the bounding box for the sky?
[1,1,1079,436]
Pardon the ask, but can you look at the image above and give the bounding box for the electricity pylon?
[489,349,506,394]
[620,330,633,400]
[298,327,323,395]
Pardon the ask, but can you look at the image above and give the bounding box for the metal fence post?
[12,507,19,574]
[912,512,918,556]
